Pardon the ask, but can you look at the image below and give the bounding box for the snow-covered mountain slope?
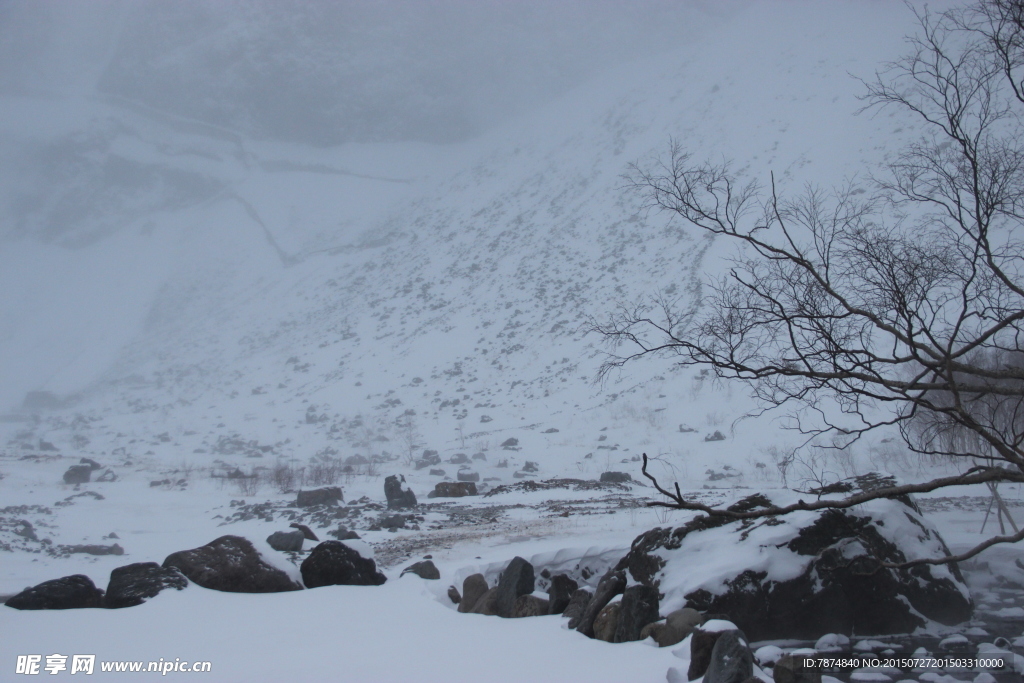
[0,0,988,596]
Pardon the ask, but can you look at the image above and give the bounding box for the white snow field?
[2,1,1023,681]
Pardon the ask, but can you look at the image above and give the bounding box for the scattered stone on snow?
[62,543,123,556]
[458,573,489,613]
[300,540,386,588]
[105,562,188,609]
[429,481,477,498]
[163,535,301,593]
[267,530,305,552]
[400,559,440,580]
[5,574,104,610]
[295,486,343,508]
[599,471,631,483]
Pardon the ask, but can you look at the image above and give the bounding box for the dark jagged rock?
[401,560,440,580]
[300,541,386,588]
[384,474,417,509]
[563,588,593,626]
[547,573,579,615]
[575,570,626,638]
[448,585,461,604]
[163,535,301,593]
[703,630,754,683]
[105,563,187,609]
[600,471,631,483]
[593,602,621,641]
[290,523,319,541]
[614,584,660,642]
[63,465,92,484]
[5,574,104,610]
[456,470,480,482]
[495,556,534,618]
[295,486,343,507]
[429,481,477,498]
[470,587,500,615]
[267,530,305,552]
[80,457,103,470]
[458,573,489,613]
[689,623,745,681]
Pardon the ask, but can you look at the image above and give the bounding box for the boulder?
[430,481,477,498]
[456,470,480,483]
[301,541,386,588]
[773,654,822,683]
[429,468,447,477]
[575,570,626,638]
[80,457,103,470]
[163,535,301,593]
[401,560,440,580]
[614,584,660,642]
[593,602,622,642]
[458,573,489,613]
[379,513,407,529]
[600,471,631,483]
[384,474,417,509]
[642,607,704,647]
[563,588,593,627]
[511,594,549,617]
[5,574,104,610]
[689,622,744,681]
[448,585,461,604]
[470,587,500,615]
[495,556,535,618]
[295,486,343,507]
[547,573,579,615]
[616,481,973,641]
[703,630,754,683]
[62,465,91,484]
[105,563,188,609]
[267,530,305,552]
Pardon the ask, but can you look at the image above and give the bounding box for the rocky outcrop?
[5,574,105,610]
[105,563,188,609]
[163,535,301,593]
[301,541,386,588]
[616,482,973,640]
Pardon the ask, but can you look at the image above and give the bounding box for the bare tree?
[593,0,1024,567]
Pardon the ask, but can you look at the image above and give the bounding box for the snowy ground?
[3,0,1024,680]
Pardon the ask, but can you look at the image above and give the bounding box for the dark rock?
[614,584,660,642]
[703,630,754,683]
[163,535,301,593]
[449,453,470,464]
[642,608,703,647]
[470,587,500,615]
[105,563,187,609]
[617,489,972,641]
[563,588,593,627]
[511,594,549,617]
[600,471,631,483]
[522,461,538,472]
[384,474,417,509]
[456,470,480,482]
[150,479,170,487]
[705,430,726,442]
[5,574,104,610]
[401,560,440,580]
[593,602,622,642]
[472,452,487,460]
[289,523,319,541]
[267,530,305,552]
[295,486,343,507]
[458,573,489,613]
[80,457,102,470]
[548,573,579,615]
[772,654,822,683]
[448,585,461,604]
[689,624,743,681]
[300,541,386,588]
[430,481,477,498]
[429,468,446,477]
[379,513,407,529]
[495,556,535,618]
[575,570,626,637]
[63,465,91,484]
